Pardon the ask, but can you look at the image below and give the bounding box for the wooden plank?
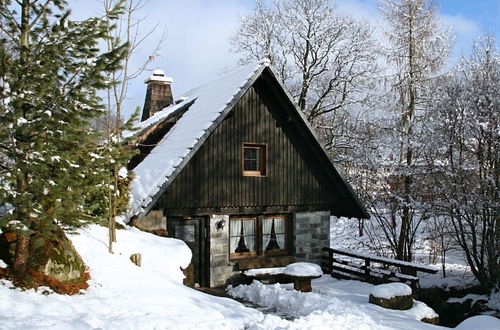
[238,256,296,270]
[326,248,437,273]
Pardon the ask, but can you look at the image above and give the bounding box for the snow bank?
[0,225,263,329]
[455,315,500,330]
[244,267,285,276]
[371,283,412,299]
[228,278,440,329]
[283,262,323,277]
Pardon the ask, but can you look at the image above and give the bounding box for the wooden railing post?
[365,259,370,282]
[329,249,333,276]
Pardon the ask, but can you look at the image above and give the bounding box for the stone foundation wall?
[131,210,166,232]
[208,214,237,287]
[292,211,330,264]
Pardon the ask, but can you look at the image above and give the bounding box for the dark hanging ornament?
[265,218,281,250]
[235,221,249,253]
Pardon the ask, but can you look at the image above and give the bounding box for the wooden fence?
[321,247,438,291]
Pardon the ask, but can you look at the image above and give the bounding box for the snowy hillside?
[0,226,262,329]
[1,225,499,329]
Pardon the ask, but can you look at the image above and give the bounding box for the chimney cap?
[145,69,173,84]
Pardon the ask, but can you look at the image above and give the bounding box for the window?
[242,143,267,176]
[229,215,288,259]
[262,216,286,255]
[230,217,257,259]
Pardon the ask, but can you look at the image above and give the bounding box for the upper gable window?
[242,143,267,176]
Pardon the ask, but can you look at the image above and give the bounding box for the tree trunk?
[12,233,30,280]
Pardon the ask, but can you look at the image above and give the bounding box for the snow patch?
[244,267,285,276]
[455,315,500,330]
[228,278,439,329]
[370,283,412,299]
[283,262,323,277]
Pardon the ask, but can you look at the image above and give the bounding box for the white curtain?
[274,217,285,248]
[262,218,273,248]
[230,219,241,253]
[243,220,255,251]
[230,219,255,252]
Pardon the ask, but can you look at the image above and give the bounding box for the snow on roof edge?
[129,62,266,219]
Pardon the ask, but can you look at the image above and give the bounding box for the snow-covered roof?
[122,98,193,139]
[130,62,265,217]
[129,60,369,219]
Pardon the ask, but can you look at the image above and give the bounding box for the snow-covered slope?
[1,225,498,329]
[0,225,262,329]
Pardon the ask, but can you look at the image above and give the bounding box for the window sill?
[230,251,257,260]
[242,171,267,177]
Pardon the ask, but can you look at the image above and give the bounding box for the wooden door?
[167,217,208,287]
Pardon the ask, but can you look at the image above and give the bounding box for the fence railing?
[321,247,438,291]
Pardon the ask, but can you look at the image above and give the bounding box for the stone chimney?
[141,69,174,121]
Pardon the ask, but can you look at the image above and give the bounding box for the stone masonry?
[208,214,237,287]
[292,211,330,265]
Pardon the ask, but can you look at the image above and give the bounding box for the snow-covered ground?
[0,225,262,329]
[228,278,441,329]
[1,224,499,329]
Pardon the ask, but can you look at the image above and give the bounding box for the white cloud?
[441,14,481,58]
[66,0,490,119]
[70,0,252,118]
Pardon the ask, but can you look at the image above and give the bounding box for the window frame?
[241,142,267,177]
[229,217,257,259]
[261,215,287,256]
[229,214,289,260]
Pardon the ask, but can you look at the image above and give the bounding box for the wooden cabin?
[128,62,369,287]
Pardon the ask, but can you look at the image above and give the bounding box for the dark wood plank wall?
[156,77,340,213]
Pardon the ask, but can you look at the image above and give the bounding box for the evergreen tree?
[0,0,126,282]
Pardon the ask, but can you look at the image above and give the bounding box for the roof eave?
[135,64,268,218]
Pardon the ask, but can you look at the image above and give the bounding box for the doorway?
[167,217,209,287]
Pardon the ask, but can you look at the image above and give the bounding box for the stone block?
[421,316,440,325]
[132,210,166,231]
[130,253,142,267]
[210,265,235,287]
[369,293,413,310]
[210,244,228,256]
[296,233,312,242]
[210,254,229,267]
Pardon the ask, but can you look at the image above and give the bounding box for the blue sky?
[68,0,499,119]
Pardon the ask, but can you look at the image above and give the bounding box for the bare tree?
[232,0,378,126]
[376,0,451,262]
[100,0,166,252]
[430,36,499,290]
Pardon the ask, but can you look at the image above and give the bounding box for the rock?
[0,226,88,294]
[130,253,142,267]
[131,210,166,232]
[421,316,440,325]
[28,226,87,284]
[369,283,413,310]
[151,229,168,237]
[182,263,195,287]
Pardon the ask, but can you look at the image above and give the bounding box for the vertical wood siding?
[158,77,339,212]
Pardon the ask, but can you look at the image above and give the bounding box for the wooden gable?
[153,70,366,218]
